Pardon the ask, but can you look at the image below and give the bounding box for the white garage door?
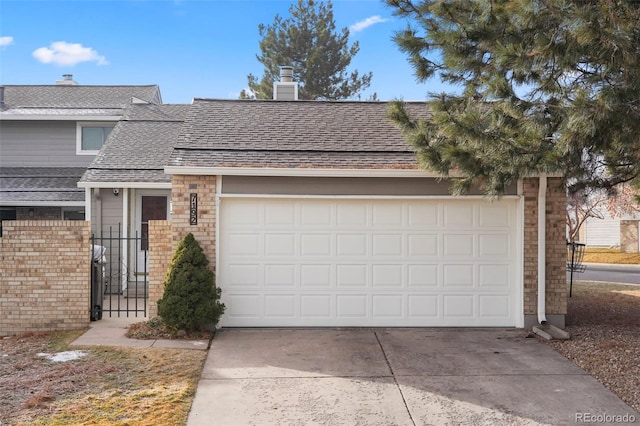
[219,198,519,327]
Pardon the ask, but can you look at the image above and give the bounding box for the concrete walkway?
[70,316,209,350]
[187,329,639,426]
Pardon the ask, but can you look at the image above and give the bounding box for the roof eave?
[77,181,172,189]
[163,166,442,178]
[0,114,122,121]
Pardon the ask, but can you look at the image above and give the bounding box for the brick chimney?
[273,66,298,100]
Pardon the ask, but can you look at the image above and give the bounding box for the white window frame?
[76,122,116,155]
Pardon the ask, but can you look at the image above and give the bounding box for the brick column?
[522,177,567,329]
[170,175,217,272]
[148,220,173,318]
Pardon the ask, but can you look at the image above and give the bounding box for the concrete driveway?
[187,329,638,425]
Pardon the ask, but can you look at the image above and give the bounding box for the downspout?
[122,188,129,291]
[538,173,547,325]
[85,188,92,225]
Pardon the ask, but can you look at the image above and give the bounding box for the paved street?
[572,263,640,285]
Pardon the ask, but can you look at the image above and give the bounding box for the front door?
[137,195,168,273]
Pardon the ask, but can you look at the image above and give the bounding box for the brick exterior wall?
[522,177,567,327]
[145,176,218,319]
[620,220,639,253]
[170,175,217,267]
[0,221,91,336]
[148,220,173,318]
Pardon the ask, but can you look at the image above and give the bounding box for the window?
[62,208,85,220]
[0,208,17,237]
[77,123,115,154]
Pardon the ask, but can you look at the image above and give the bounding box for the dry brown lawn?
[0,330,206,425]
[582,247,640,264]
[547,281,640,412]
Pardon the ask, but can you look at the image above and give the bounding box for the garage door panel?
[443,295,475,317]
[264,264,296,287]
[301,295,332,317]
[408,203,439,227]
[372,295,403,317]
[443,204,475,228]
[479,234,510,256]
[372,203,403,227]
[336,294,367,317]
[336,203,368,226]
[479,295,510,318]
[408,234,439,257]
[300,233,332,256]
[227,264,261,287]
[227,294,262,318]
[372,234,403,256]
[443,264,474,288]
[337,234,368,256]
[220,198,519,327]
[408,264,439,287]
[300,264,332,287]
[336,264,367,287]
[264,295,296,317]
[226,201,262,226]
[479,204,512,227]
[443,234,474,256]
[408,295,439,317]
[301,203,332,226]
[265,202,295,226]
[372,264,403,287]
[478,264,511,288]
[265,234,296,256]
[228,234,260,256]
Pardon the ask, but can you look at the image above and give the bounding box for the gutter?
[538,173,547,325]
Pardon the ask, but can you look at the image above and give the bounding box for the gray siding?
[0,121,94,167]
[99,189,124,233]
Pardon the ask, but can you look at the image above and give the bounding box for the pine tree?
[386,0,640,196]
[246,0,372,100]
[157,233,225,332]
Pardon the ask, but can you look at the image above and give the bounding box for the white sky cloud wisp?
[32,41,108,66]
[349,15,389,33]
[0,36,14,47]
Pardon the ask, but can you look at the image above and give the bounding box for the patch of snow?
[37,350,88,363]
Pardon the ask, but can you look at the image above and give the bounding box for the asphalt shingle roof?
[81,103,188,183]
[0,167,86,203]
[1,85,162,109]
[170,99,430,169]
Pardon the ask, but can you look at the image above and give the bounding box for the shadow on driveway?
[187,329,639,425]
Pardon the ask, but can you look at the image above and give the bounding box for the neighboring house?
[583,211,640,250]
[0,75,162,234]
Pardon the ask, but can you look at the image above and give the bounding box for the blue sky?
[0,0,451,104]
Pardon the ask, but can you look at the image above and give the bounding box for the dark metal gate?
[90,224,148,320]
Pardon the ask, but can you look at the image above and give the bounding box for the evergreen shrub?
[157,233,225,331]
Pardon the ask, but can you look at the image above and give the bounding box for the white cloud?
[0,36,14,47]
[349,15,389,33]
[32,41,108,66]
